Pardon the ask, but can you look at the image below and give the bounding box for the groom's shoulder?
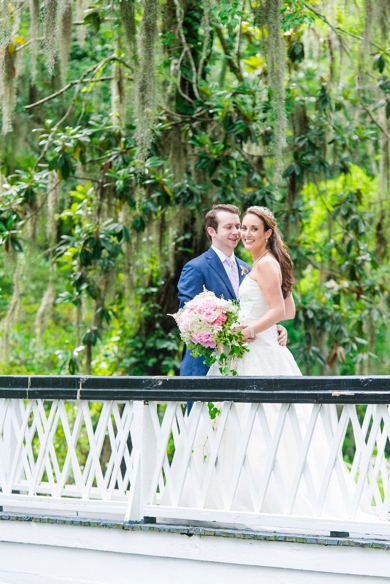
[183,249,212,270]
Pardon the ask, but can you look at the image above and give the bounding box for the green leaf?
[373,53,386,73]
[288,41,304,64]
[10,237,23,252]
[132,215,146,232]
[24,187,36,202]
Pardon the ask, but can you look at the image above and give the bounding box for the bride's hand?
[236,325,255,341]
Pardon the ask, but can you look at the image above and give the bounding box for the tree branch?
[159,105,208,119]
[303,2,390,140]
[215,25,244,83]
[32,55,133,172]
[25,74,132,110]
[176,49,195,104]
[173,0,201,100]
[16,37,44,52]
[234,0,245,73]
[304,2,389,55]
[20,179,61,224]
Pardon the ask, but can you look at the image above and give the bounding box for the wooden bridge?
[1,375,390,583]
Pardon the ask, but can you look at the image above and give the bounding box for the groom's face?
[208,211,241,255]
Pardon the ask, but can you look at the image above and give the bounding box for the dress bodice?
[207,269,301,376]
[238,275,270,323]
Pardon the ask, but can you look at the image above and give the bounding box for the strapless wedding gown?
[182,276,374,519]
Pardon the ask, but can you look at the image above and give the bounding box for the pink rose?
[190,332,198,343]
[202,310,218,323]
[213,313,227,326]
[196,332,217,348]
[198,298,217,313]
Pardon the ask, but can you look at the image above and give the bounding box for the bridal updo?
[243,206,294,298]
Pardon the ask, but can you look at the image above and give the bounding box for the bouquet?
[170,288,249,376]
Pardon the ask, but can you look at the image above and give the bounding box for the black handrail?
[0,375,389,403]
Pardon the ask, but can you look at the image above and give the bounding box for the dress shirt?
[211,245,236,276]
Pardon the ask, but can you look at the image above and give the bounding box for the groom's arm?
[178,264,205,308]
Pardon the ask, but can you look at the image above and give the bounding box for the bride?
[191,206,373,519]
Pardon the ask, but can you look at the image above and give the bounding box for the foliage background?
[0,0,389,378]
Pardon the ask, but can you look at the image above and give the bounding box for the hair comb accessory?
[248,206,275,220]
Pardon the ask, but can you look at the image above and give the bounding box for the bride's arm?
[241,261,286,340]
[283,293,296,320]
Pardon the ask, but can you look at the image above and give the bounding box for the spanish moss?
[363,0,372,55]
[0,42,16,134]
[111,46,125,126]
[29,0,40,81]
[136,0,158,159]
[375,0,388,43]
[76,0,87,47]
[1,262,21,362]
[266,0,287,183]
[44,0,60,74]
[120,0,137,61]
[0,0,12,44]
[35,268,55,356]
[59,0,72,85]
[47,171,60,244]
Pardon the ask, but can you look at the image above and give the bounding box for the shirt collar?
[211,245,235,264]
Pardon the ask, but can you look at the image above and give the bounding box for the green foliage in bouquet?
[188,300,249,376]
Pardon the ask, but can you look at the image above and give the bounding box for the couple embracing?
[178,203,301,378]
[175,205,375,518]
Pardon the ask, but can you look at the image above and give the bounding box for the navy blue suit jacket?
[178,248,251,376]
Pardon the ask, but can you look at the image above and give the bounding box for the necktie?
[225,256,240,298]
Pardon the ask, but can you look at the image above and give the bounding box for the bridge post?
[125,400,156,522]
[1,399,22,493]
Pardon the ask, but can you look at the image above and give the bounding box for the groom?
[178,204,287,376]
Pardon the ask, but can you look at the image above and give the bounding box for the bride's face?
[241,213,271,253]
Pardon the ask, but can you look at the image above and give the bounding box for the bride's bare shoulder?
[254,253,280,272]
[252,254,281,284]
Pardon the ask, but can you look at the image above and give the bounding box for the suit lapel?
[236,259,248,286]
[206,248,236,299]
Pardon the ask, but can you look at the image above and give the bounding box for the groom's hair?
[205,204,241,237]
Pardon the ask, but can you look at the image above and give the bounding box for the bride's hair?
[243,206,294,298]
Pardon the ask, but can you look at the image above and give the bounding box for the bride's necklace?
[252,249,268,267]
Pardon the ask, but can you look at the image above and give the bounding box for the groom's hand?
[277,325,287,347]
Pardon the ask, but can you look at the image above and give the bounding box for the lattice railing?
[0,398,135,517]
[1,375,390,536]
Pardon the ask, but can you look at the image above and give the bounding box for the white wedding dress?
[208,275,301,376]
[176,276,375,520]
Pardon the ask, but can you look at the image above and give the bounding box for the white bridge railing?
[1,375,390,538]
